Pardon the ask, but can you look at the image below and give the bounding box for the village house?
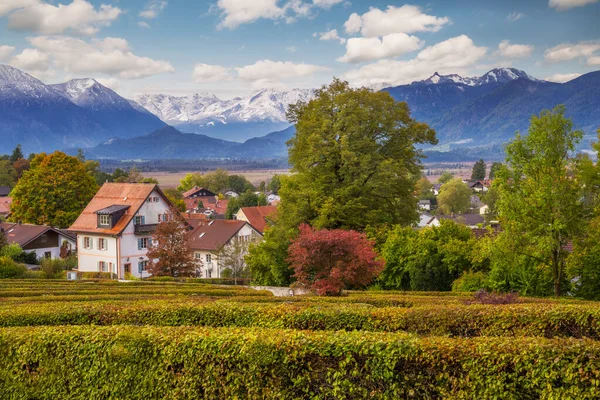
[69,183,173,278]
[0,186,10,197]
[235,205,278,234]
[470,181,489,193]
[185,219,262,278]
[418,199,431,211]
[0,222,76,259]
[438,213,485,229]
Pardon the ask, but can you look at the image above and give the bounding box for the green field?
[1,280,599,399]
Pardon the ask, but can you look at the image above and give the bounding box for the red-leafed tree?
[147,209,199,277]
[288,224,384,296]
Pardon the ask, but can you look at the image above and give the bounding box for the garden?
[1,279,600,399]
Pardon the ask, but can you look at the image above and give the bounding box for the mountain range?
[0,64,599,160]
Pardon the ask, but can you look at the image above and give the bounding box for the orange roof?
[206,199,228,215]
[69,183,164,236]
[238,205,277,233]
[0,197,12,215]
[185,219,249,251]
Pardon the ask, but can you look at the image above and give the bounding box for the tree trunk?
[552,248,561,297]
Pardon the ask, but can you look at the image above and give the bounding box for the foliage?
[0,256,27,278]
[437,171,454,184]
[10,144,24,163]
[163,188,186,212]
[415,176,434,200]
[285,78,437,230]
[59,240,72,259]
[246,219,295,286]
[567,216,600,300]
[380,220,475,291]
[147,209,198,277]
[470,289,520,304]
[470,159,486,181]
[267,174,282,194]
[0,229,7,250]
[288,224,383,296]
[489,161,502,180]
[0,159,17,187]
[225,190,268,219]
[452,271,489,292]
[495,105,585,296]
[217,238,252,284]
[437,178,471,215]
[40,258,68,279]
[0,243,38,265]
[10,151,99,228]
[178,169,254,194]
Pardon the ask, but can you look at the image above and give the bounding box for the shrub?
[452,271,489,292]
[40,258,68,279]
[0,256,27,278]
[288,224,383,296]
[470,289,520,305]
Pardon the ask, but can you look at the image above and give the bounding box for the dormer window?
[99,215,111,226]
[95,204,130,229]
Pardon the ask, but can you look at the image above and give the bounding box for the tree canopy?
[178,169,254,194]
[10,152,98,228]
[471,159,486,181]
[437,178,471,215]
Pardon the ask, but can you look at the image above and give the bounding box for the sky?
[0,0,599,99]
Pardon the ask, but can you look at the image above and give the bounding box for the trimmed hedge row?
[3,301,600,338]
[0,326,599,399]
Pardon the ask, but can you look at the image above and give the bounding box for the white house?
[185,219,262,279]
[69,183,173,278]
[0,222,76,259]
[418,199,431,211]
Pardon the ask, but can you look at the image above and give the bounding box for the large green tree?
[495,105,585,297]
[247,79,437,285]
[10,152,98,228]
[437,178,471,215]
[471,159,486,181]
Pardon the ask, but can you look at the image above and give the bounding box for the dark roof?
[438,213,485,226]
[0,222,62,247]
[419,199,431,204]
[185,219,252,251]
[0,186,10,197]
[182,186,216,199]
[95,204,131,215]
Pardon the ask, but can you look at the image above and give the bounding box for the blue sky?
[0,0,599,98]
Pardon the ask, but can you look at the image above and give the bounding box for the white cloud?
[0,45,15,61]
[139,0,167,19]
[588,56,600,65]
[0,0,37,17]
[286,46,297,52]
[544,41,600,64]
[138,21,151,28]
[497,40,534,58]
[5,0,122,36]
[23,36,174,79]
[216,0,286,29]
[235,59,329,81]
[312,0,343,9]
[549,0,598,10]
[95,77,120,91]
[343,35,488,87]
[343,5,450,37]
[338,33,423,63]
[507,12,525,21]
[192,63,233,82]
[545,72,582,82]
[10,48,50,71]
[317,29,345,44]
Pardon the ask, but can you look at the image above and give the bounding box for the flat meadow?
[1,280,599,399]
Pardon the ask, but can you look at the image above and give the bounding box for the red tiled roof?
[206,199,228,215]
[185,219,248,251]
[69,183,165,235]
[238,206,277,233]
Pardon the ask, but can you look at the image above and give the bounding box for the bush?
[0,256,27,278]
[40,258,67,279]
[469,289,521,305]
[78,272,117,280]
[452,271,489,292]
[1,326,600,398]
[0,244,39,265]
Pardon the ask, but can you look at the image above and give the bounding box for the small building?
[418,199,431,211]
[69,183,173,279]
[183,186,217,199]
[224,190,239,198]
[0,197,12,219]
[432,183,442,196]
[417,213,440,228]
[470,181,489,193]
[480,204,490,215]
[0,222,76,259]
[235,205,278,234]
[185,219,262,278]
[438,213,485,229]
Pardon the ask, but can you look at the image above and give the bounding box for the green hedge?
[2,301,600,339]
[0,326,599,399]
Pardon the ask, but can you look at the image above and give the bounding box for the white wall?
[76,234,118,273]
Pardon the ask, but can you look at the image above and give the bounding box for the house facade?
[185,219,261,278]
[0,222,76,259]
[69,183,173,278]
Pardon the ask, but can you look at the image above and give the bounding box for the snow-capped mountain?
[0,65,165,153]
[415,68,541,87]
[134,88,314,141]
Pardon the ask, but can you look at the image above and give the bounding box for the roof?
[182,186,216,199]
[69,183,165,235]
[95,204,131,215]
[238,205,278,233]
[0,186,10,197]
[205,199,228,215]
[0,197,12,215]
[185,219,250,251]
[0,222,57,247]
[438,213,485,226]
[419,199,431,204]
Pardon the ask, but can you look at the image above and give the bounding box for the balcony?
[134,223,158,235]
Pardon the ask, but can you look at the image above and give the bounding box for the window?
[206,254,212,263]
[44,251,51,259]
[195,253,202,260]
[159,213,171,222]
[40,234,48,244]
[124,263,131,274]
[134,215,145,225]
[98,261,107,272]
[83,237,93,249]
[99,215,111,226]
[98,238,107,251]
[138,261,148,273]
[153,197,159,202]
[137,237,148,250]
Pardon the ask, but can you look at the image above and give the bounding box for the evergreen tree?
[471,159,486,181]
[10,145,23,163]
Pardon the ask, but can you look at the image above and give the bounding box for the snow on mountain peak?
[416,67,540,87]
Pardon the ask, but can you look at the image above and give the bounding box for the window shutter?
[141,216,146,225]
[138,262,142,274]
[138,239,142,250]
